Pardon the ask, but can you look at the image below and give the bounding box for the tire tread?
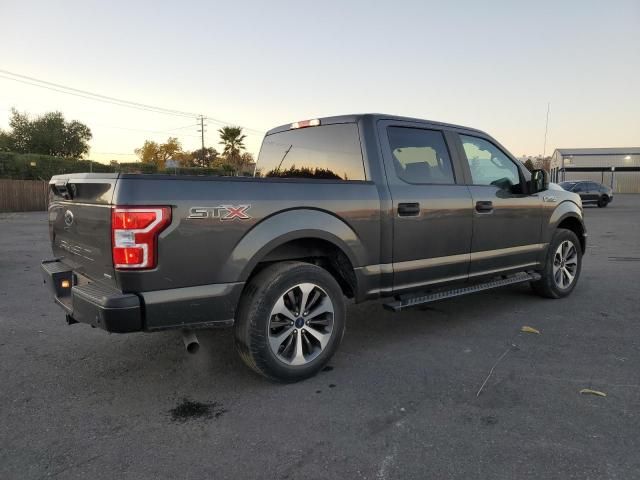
[234,261,345,382]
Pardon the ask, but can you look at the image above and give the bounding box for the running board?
[383,271,541,312]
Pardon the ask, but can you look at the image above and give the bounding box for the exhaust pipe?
[182,330,200,354]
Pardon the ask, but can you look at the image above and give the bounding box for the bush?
[0,152,243,180]
[0,152,112,180]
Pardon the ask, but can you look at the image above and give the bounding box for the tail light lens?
[112,207,171,269]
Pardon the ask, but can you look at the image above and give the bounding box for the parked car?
[41,114,587,382]
[559,180,613,207]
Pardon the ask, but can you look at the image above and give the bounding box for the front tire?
[531,228,582,299]
[234,261,346,382]
[598,195,609,208]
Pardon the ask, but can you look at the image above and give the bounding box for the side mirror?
[530,169,549,194]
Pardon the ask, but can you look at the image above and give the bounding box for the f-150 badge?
[188,205,252,220]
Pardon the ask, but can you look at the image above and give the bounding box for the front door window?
[460,135,522,193]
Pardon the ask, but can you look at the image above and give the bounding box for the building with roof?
[549,147,640,193]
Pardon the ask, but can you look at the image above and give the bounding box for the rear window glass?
[256,123,365,181]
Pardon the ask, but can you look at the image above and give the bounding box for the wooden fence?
[0,179,49,212]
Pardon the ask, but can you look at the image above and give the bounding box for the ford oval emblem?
[64,209,74,227]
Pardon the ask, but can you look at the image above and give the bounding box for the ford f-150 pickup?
[41,114,586,381]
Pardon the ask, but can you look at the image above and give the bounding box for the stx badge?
[188,205,252,220]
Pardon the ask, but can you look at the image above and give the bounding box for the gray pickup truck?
[42,114,586,381]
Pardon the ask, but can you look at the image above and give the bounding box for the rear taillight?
[112,207,171,269]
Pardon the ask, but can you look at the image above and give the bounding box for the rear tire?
[598,195,609,208]
[234,261,346,382]
[531,228,582,299]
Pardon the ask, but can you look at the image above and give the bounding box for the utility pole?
[542,102,550,159]
[197,115,207,151]
[196,115,208,167]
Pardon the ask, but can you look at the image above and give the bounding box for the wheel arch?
[221,209,365,298]
[548,201,586,253]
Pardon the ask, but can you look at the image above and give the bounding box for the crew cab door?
[378,121,473,292]
[453,134,543,277]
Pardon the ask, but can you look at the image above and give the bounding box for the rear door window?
[386,127,455,184]
[256,123,365,180]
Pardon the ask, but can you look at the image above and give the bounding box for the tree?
[218,126,246,171]
[540,156,552,172]
[239,152,255,175]
[173,150,194,167]
[265,165,342,180]
[135,140,160,165]
[0,130,11,151]
[1,109,92,157]
[191,147,219,168]
[523,159,535,172]
[134,137,183,168]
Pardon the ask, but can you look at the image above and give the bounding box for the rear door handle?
[475,201,493,213]
[398,202,420,216]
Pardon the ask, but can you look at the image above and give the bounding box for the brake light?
[112,207,171,269]
[290,119,320,129]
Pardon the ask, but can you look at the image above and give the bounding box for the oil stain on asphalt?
[169,398,227,422]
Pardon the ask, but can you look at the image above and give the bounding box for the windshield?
[559,182,577,191]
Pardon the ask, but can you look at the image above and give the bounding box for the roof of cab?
[265,113,488,136]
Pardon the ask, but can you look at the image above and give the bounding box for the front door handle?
[398,202,420,216]
[475,201,493,213]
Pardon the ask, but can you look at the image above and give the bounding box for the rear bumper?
[41,259,142,333]
[41,259,244,333]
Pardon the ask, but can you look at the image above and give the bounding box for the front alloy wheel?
[552,240,578,289]
[531,228,582,299]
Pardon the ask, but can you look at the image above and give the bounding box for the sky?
[1,0,638,164]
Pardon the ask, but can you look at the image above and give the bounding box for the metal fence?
[0,179,49,212]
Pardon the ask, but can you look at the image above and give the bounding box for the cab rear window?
[256,124,365,181]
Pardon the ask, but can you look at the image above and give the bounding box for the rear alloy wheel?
[268,283,335,366]
[531,228,582,299]
[234,261,346,382]
[598,195,609,208]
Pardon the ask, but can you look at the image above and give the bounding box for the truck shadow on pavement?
[82,281,541,397]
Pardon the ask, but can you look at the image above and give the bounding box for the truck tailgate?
[48,174,118,287]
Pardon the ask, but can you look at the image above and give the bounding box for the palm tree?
[218,126,246,172]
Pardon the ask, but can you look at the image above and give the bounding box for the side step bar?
[383,271,541,312]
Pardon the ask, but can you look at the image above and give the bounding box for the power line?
[91,123,201,138]
[1,102,201,138]
[0,69,266,135]
[167,122,200,131]
[0,69,198,118]
[0,73,194,118]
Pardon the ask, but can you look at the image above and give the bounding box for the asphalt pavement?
[1,196,638,479]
